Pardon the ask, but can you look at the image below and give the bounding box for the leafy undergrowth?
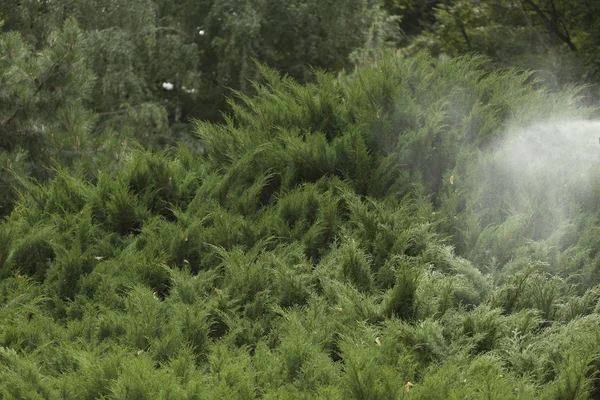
[2,52,600,399]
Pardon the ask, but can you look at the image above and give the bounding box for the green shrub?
[2,50,600,397]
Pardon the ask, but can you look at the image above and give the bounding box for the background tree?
[0,18,110,216]
[383,0,600,95]
[3,0,388,142]
[190,0,389,121]
[52,0,201,147]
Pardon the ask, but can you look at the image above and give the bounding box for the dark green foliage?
[338,239,374,292]
[3,51,600,398]
[45,246,89,301]
[4,226,56,281]
[382,265,419,320]
[105,186,146,235]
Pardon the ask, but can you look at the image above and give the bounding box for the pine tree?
[0,18,103,216]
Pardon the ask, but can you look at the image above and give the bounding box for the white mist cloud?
[482,119,600,237]
[499,120,600,188]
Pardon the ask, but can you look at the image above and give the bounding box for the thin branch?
[154,26,190,37]
[97,109,129,117]
[96,102,148,117]
[521,0,577,51]
[92,26,189,38]
[457,21,472,51]
[513,0,548,51]
[1,45,74,128]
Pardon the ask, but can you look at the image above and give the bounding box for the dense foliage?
[0,0,387,217]
[2,51,600,398]
[387,0,600,91]
[0,17,125,217]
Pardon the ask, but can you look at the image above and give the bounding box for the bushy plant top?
[1,51,599,398]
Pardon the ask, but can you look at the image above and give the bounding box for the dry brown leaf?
[405,382,414,392]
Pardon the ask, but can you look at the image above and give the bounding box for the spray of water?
[484,119,600,239]
[500,120,600,181]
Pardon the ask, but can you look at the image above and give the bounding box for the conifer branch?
[1,45,74,128]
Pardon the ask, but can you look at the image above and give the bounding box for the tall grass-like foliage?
[2,51,600,397]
